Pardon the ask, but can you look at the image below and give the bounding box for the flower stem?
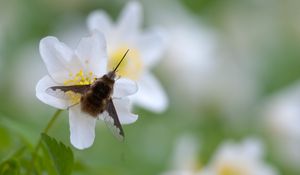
[43,109,63,134]
[28,109,63,174]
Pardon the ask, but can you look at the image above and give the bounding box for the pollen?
[108,47,143,80]
[65,91,81,105]
[63,70,96,104]
[64,70,96,86]
[218,164,246,175]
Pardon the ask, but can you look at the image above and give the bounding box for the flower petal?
[69,105,97,150]
[113,98,138,124]
[138,28,166,67]
[39,36,79,83]
[113,78,138,98]
[75,31,108,77]
[87,10,112,37]
[116,1,142,40]
[36,75,69,109]
[134,72,168,113]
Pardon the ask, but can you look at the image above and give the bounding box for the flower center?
[63,70,97,104]
[108,47,143,80]
[63,70,96,86]
[218,164,247,175]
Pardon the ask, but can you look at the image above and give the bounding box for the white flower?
[144,0,258,124]
[199,139,278,175]
[36,31,138,150]
[161,135,202,175]
[141,0,219,101]
[87,1,168,113]
[262,81,300,169]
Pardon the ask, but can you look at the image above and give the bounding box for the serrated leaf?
[41,133,74,175]
[41,144,58,175]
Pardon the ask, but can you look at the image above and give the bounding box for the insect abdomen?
[81,78,114,117]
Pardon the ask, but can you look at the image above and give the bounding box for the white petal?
[242,138,263,159]
[36,75,69,109]
[138,28,166,67]
[75,31,107,77]
[113,78,138,98]
[69,105,97,150]
[87,10,112,37]
[113,98,138,124]
[39,36,79,83]
[116,1,142,40]
[134,72,168,113]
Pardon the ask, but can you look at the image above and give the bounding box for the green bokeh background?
[1,0,300,174]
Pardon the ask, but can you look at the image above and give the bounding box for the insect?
[46,49,130,141]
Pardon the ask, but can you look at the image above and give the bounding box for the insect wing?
[46,85,89,99]
[103,99,125,141]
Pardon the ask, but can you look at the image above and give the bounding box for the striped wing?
[103,99,125,141]
[46,85,90,106]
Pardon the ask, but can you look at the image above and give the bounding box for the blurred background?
[1,0,300,174]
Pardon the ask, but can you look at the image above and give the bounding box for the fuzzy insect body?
[81,74,115,117]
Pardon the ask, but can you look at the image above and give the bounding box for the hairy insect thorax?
[81,74,115,117]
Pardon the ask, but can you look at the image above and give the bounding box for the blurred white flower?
[143,0,259,124]
[142,0,218,101]
[263,81,300,169]
[36,31,138,149]
[161,135,202,175]
[87,1,168,113]
[199,139,278,175]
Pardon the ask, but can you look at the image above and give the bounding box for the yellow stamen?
[63,69,97,104]
[218,164,247,175]
[108,47,143,80]
[65,91,81,105]
[63,69,96,86]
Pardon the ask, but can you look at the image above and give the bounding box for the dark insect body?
[46,49,130,140]
[81,73,115,117]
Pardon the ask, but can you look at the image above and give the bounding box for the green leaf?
[0,159,20,175]
[41,144,58,175]
[41,133,74,175]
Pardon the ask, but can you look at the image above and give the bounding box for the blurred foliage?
[0,0,300,174]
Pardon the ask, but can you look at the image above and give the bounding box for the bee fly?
[46,49,131,141]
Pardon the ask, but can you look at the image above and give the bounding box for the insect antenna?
[113,49,130,72]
